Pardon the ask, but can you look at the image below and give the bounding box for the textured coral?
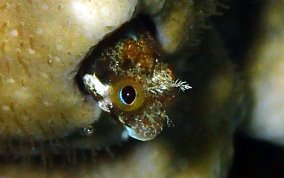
[0,0,137,139]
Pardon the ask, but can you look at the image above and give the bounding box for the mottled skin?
[82,25,183,141]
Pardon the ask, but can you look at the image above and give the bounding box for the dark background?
[211,0,284,177]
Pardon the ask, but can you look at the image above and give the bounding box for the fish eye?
[110,78,145,113]
[119,85,136,105]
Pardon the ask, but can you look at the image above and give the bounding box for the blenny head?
[81,21,191,141]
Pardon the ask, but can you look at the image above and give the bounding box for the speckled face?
[82,21,191,141]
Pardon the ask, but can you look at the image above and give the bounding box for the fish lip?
[125,126,157,141]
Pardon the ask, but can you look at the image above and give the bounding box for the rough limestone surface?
[0,0,137,139]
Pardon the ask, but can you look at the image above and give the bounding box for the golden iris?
[110,78,145,112]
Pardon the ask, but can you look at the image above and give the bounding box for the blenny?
[80,21,191,141]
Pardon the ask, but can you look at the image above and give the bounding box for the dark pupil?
[120,86,136,105]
